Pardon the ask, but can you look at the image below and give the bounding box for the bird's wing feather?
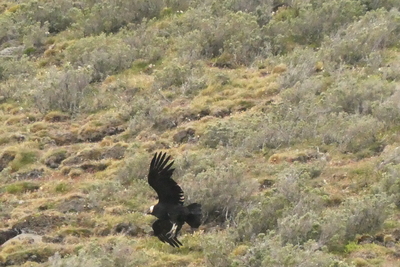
[148,152,184,205]
[152,219,183,248]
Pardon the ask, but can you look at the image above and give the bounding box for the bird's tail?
[186,203,202,228]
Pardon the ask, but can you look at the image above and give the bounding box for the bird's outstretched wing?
[148,152,184,205]
[152,219,183,248]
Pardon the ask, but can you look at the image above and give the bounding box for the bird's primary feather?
[148,152,184,205]
[152,219,182,248]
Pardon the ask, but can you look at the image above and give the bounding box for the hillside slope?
[0,0,399,266]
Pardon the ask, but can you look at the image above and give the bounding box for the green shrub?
[116,151,150,186]
[153,60,207,96]
[34,65,92,114]
[121,22,168,63]
[15,0,75,34]
[235,196,286,241]
[124,94,179,133]
[319,113,383,153]
[177,151,258,223]
[48,240,149,267]
[0,57,36,103]
[0,55,34,81]
[200,113,266,150]
[77,0,165,35]
[55,182,71,193]
[8,149,38,172]
[279,47,321,89]
[3,181,40,194]
[322,8,400,66]
[219,11,269,65]
[164,7,269,65]
[278,212,321,245]
[323,73,395,115]
[236,235,352,267]
[319,194,390,251]
[0,14,19,48]
[22,21,49,51]
[65,34,134,82]
[375,165,400,208]
[360,0,399,11]
[201,231,236,267]
[372,86,400,128]
[265,0,366,53]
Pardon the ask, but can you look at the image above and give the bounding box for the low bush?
[116,151,150,186]
[235,196,286,241]
[265,0,366,53]
[322,73,395,115]
[76,0,165,36]
[153,60,207,96]
[278,47,321,89]
[14,0,75,34]
[319,194,390,251]
[21,21,49,53]
[33,65,92,114]
[3,181,40,194]
[375,165,400,208]
[235,235,351,267]
[318,113,383,154]
[322,8,400,66]
[65,34,134,82]
[182,161,258,223]
[201,231,236,267]
[175,150,258,223]
[162,6,269,65]
[48,240,148,267]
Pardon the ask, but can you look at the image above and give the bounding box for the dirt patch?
[173,128,195,143]
[44,111,71,122]
[0,246,58,266]
[57,195,102,213]
[48,130,79,146]
[13,214,65,235]
[101,144,126,159]
[13,169,44,180]
[63,144,126,166]
[79,162,109,172]
[44,150,68,169]
[0,151,16,172]
[78,119,126,142]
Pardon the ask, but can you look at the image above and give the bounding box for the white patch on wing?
[166,223,178,238]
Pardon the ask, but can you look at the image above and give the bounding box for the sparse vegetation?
[0,0,399,266]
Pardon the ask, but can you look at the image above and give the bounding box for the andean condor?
[147,152,202,247]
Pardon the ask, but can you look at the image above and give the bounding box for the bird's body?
[147,152,202,247]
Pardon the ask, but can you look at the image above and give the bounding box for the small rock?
[114,222,138,236]
[173,128,195,143]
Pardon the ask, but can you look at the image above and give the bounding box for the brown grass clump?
[272,64,287,74]
[44,111,71,122]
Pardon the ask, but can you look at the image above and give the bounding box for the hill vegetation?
[0,0,399,266]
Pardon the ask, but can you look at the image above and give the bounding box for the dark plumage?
[0,228,21,246]
[147,152,202,248]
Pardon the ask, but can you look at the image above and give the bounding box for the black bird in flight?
[147,152,202,247]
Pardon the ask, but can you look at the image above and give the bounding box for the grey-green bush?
[65,34,134,82]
